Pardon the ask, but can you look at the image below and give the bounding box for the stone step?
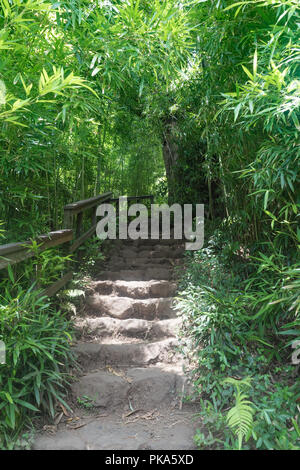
[97,268,172,281]
[142,247,185,258]
[71,364,187,411]
[138,239,185,248]
[85,295,175,320]
[105,261,182,272]
[88,280,177,299]
[33,407,198,450]
[112,238,185,248]
[105,246,185,259]
[75,338,179,369]
[75,317,182,340]
[107,256,182,267]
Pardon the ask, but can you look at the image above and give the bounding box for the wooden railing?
[63,192,112,253]
[109,195,154,204]
[0,192,154,298]
[0,230,74,297]
[0,230,73,270]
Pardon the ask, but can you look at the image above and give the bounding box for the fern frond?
[223,377,255,449]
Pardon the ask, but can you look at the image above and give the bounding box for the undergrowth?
[0,289,75,449]
[176,230,300,450]
[0,242,77,449]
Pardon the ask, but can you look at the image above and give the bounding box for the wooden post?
[63,209,74,268]
[115,198,119,221]
[76,212,83,238]
[92,207,97,227]
[75,212,83,261]
[64,209,74,230]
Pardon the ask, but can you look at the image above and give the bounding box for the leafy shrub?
[176,232,300,450]
[0,287,75,449]
[223,377,255,450]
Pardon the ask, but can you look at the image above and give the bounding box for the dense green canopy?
[0,0,299,450]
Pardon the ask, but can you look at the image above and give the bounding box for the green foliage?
[0,241,76,449]
[0,0,299,451]
[0,1,194,449]
[1,0,186,240]
[177,233,300,450]
[77,395,97,410]
[193,364,300,450]
[76,235,105,274]
[171,1,299,448]
[223,377,254,450]
[0,245,72,298]
[0,289,75,449]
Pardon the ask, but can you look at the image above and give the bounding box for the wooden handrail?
[64,191,112,215]
[109,195,154,203]
[63,192,113,250]
[0,230,73,270]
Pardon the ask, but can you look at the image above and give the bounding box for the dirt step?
[105,246,185,259]
[71,365,187,411]
[75,338,179,369]
[85,295,176,320]
[75,317,182,340]
[107,256,182,267]
[97,268,173,281]
[105,262,178,271]
[137,242,185,251]
[138,243,185,252]
[89,280,177,299]
[33,408,198,450]
[112,238,185,248]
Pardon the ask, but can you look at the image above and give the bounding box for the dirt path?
[33,238,198,450]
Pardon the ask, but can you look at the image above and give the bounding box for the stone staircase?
[33,237,198,450]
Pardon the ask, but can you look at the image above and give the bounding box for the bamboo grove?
[0,0,299,450]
